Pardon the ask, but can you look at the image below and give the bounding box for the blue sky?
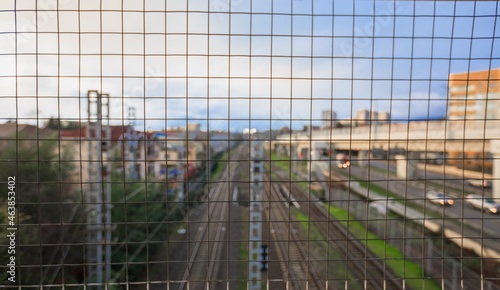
[0,0,499,131]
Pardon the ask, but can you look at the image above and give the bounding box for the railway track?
[176,176,229,290]
[264,177,325,290]
[175,147,244,290]
[268,165,403,290]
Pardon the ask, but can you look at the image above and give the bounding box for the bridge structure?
[272,119,500,200]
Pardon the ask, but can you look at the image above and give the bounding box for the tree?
[0,132,84,285]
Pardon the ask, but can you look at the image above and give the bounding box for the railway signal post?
[248,132,264,290]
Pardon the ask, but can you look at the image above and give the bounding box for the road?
[369,159,493,196]
[312,160,500,289]
[321,160,500,251]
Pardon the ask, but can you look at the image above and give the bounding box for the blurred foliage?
[0,133,84,285]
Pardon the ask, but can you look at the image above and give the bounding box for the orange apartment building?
[447,67,500,172]
[448,67,500,120]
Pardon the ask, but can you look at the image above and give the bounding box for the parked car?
[467,179,492,188]
[465,194,499,214]
[426,191,454,206]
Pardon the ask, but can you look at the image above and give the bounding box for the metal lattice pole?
[86,90,111,289]
[249,134,263,290]
[102,94,112,285]
[127,107,139,181]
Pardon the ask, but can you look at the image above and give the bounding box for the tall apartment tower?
[448,68,500,120]
[321,110,337,130]
[354,109,370,126]
[377,111,391,123]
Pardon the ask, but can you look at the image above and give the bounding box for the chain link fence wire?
[0,0,499,289]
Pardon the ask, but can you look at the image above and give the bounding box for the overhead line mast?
[248,129,264,289]
[86,90,112,289]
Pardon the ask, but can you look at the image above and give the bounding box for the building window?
[450,86,467,93]
[148,143,155,157]
[101,141,108,151]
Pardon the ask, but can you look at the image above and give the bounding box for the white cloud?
[1,1,496,130]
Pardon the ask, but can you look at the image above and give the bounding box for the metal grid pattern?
[0,1,499,289]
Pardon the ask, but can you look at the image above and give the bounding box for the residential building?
[447,67,500,172]
[448,67,500,120]
[377,111,391,123]
[353,109,390,127]
[60,125,130,184]
[321,110,337,130]
[303,125,321,132]
[354,109,370,126]
[187,123,201,133]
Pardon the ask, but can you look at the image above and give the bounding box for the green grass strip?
[270,151,439,289]
[210,151,229,181]
[269,152,322,198]
[292,208,362,289]
[325,206,440,290]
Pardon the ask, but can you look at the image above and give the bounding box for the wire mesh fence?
[0,0,499,289]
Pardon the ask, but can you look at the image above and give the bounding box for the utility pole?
[127,107,139,181]
[177,144,185,200]
[86,90,112,289]
[248,128,263,290]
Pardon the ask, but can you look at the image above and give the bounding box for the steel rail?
[206,181,230,287]
[270,164,403,290]
[177,145,243,290]
[265,175,326,290]
[176,166,231,289]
